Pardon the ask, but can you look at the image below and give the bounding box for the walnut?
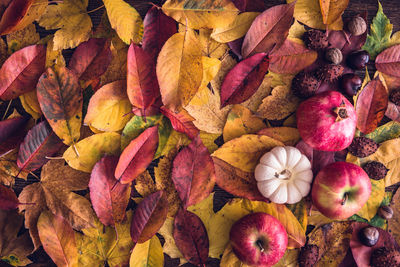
[347,16,367,36]
[325,48,343,65]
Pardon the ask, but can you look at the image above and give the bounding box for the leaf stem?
[2,99,12,120]
[87,4,105,14]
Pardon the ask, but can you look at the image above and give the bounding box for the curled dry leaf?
[131,191,168,244]
[356,78,388,134]
[257,85,300,120]
[257,127,300,146]
[173,208,209,266]
[220,53,269,107]
[37,210,78,267]
[115,126,159,184]
[37,66,82,146]
[68,38,112,81]
[89,156,131,227]
[160,107,199,140]
[129,235,164,267]
[0,184,19,210]
[0,44,45,100]
[172,136,216,208]
[242,2,295,58]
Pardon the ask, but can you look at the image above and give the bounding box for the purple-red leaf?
[115,126,159,184]
[232,0,266,12]
[220,53,269,107]
[171,136,215,208]
[17,121,64,172]
[296,140,335,175]
[376,44,400,78]
[241,2,295,58]
[68,38,112,81]
[127,43,160,114]
[89,156,131,227]
[356,78,388,134]
[0,115,29,155]
[385,101,400,122]
[142,6,177,62]
[173,208,209,266]
[0,0,33,35]
[0,184,19,210]
[160,106,199,139]
[130,190,168,244]
[0,44,45,100]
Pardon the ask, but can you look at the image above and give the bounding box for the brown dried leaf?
[388,189,400,245]
[257,86,300,120]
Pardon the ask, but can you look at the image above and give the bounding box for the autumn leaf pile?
[1,0,400,266]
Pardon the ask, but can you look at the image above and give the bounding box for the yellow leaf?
[356,179,385,221]
[212,134,284,172]
[211,12,259,43]
[257,86,300,120]
[158,217,185,261]
[19,90,42,120]
[199,29,229,59]
[38,0,92,50]
[100,35,128,85]
[63,132,121,172]
[157,30,203,112]
[6,24,40,54]
[162,0,239,29]
[220,244,252,267]
[288,20,306,39]
[287,0,343,30]
[129,235,164,267]
[103,0,143,45]
[84,80,133,132]
[223,104,266,142]
[274,249,300,267]
[308,209,335,228]
[319,0,349,25]
[388,189,400,244]
[257,127,300,146]
[160,130,191,157]
[45,37,66,69]
[200,56,221,89]
[199,131,220,154]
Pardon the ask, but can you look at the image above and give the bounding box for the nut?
[389,89,400,106]
[378,205,393,220]
[348,16,367,36]
[362,161,389,180]
[303,29,329,50]
[359,226,379,247]
[325,48,343,65]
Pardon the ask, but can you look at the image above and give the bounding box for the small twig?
[148,2,161,9]
[87,4,105,14]
[45,156,64,160]
[2,99,12,120]
[29,172,40,181]
[72,143,80,157]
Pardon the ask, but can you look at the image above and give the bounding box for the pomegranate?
[296,91,356,151]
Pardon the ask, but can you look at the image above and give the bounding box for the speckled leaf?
[365,121,400,143]
[160,106,199,140]
[89,156,131,227]
[257,127,300,146]
[173,208,209,265]
[0,184,19,210]
[131,191,168,244]
[37,67,82,145]
[171,136,216,208]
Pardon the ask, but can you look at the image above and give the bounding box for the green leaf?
[365,121,400,143]
[362,1,393,59]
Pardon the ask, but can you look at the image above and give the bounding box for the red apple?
[311,162,371,220]
[230,212,288,267]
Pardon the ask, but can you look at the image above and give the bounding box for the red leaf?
[376,44,400,78]
[160,106,199,139]
[350,222,399,267]
[115,126,159,184]
[296,140,335,175]
[171,136,215,208]
[232,0,266,12]
[241,2,295,58]
[173,208,209,266]
[0,184,19,210]
[142,6,177,62]
[17,121,64,172]
[89,156,131,227]
[68,38,112,81]
[132,96,162,117]
[130,190,168,243]
[212,157,268,201]
[0,0,33,35]
[220,53,269,107]
[127,44,160,114]
[385,101,400,122]
[0,44,46,100]
[228,38,244,60]
[269,39,317,74]
[0,115,29,155]
[356,78,388,134]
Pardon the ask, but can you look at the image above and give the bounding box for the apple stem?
[256,240,265,252]
[341,193,349,206]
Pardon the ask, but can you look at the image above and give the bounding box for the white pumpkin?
[255,146,313,204]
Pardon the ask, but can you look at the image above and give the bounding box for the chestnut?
[340,73,362,96]
[347,50,370,69]
[378,205,393,220]
[359,226,379,247]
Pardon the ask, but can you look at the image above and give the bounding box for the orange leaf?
[160,106,199,139]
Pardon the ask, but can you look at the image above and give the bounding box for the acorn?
[291,71,321,98]
[347,16,367,36]
[348,137,379,158]
[316,64,344,82]
[298,244,319,267]
[325,48,343,65]
[378,205,393,220]
[370,247,400,267]
[362,161,389,180]
[389,89,400,106]
[303,29,329,50]
[359,226,380,247]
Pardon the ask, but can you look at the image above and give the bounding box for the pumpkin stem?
[275,169,292,180]
[333,100,348,122]
[341,192,349,205]
[256,239,265,252]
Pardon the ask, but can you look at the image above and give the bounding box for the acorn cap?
[316,64,344,82]
[348,137,379,158]
[291,71,321,99]
[298,244,319,267]
[303,30,329,51]
[362,161,389,180]
[389,89,400,106]
[370,247,400,267]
